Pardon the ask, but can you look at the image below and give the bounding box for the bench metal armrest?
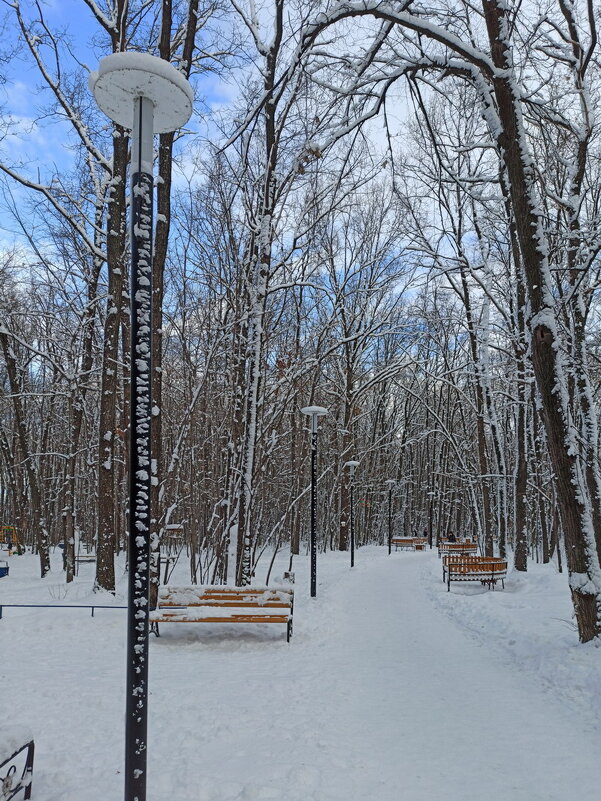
[1,740,34,800]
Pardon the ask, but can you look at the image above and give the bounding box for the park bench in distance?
[438,540,478,558]
[443,555,508,591]
[74,552,96,576]
[391,537,428,551]
[150,585,294,642]
[0,734,34,800]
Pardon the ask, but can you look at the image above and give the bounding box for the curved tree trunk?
[483,0,601,641]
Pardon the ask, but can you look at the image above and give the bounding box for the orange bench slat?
[151,614,290,624]
[159,600,291,608]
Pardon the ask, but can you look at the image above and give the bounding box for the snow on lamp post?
[301,406,328,597]
[385,479,396,555]
[344,460,360,567]
[89,52,193,801]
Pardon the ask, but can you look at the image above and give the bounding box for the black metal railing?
[0,604,126,620]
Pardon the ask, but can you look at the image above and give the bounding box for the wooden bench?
[150,585,294,642]
[0,735,34,800]
[391,537,428,551]
[438,540,478,558]
[443,556,508,591]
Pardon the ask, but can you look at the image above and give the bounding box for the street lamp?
[385,479,396,555]
[301,406,328,597]
[89,52,193,801]
[344,460,360,567]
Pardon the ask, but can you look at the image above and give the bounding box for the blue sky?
[0,0,404,254]
[0,0,238,249]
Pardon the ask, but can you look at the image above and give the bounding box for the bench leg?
[286,619,293,642]
[150,621,160,637]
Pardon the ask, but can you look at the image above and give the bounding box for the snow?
[0,728,34,758]
[1,547,601,800]
[89,52,193,134]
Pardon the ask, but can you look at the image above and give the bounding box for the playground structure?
[0,526,24,555]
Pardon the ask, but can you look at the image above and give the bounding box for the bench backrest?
[392,538,427,544]
[447,558,507,575]
[440,540,476,547]
[158,586,293,609]
[443,554,500,565]
[439,542,477,553]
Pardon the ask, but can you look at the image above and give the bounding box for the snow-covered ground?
[1,545,600,800]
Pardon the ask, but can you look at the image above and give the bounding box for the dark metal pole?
[125,95,154,801]
[388,486,393,555]
[350,479,355,568]
[310,428,317,597]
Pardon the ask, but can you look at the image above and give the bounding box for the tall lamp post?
[301,406,328,597]
[385,479,396,555]
[89,53,193,801]
[344,460,360,567]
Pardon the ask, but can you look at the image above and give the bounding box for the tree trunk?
[95,131,128,593]
[0,330,50,576]
[482,0,601,641]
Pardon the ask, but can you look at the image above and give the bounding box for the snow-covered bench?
[391,537,428,551]
[0,730,34,800]
[444,556,508,591]
[150,585,294,642]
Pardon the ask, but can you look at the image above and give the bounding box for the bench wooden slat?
[156,587,295,599]
[158,599,291,608]
[202,588,292,598]
[151,614,290,624]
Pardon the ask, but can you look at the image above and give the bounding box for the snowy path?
[335,553,600,801]
[2,547,600,800]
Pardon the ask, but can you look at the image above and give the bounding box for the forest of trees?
[2,0,601,641]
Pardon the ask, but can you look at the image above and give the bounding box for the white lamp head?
[301,405,328,433]
[344,460,360,475]
[89,52,193,133]
[300,406,328,417]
